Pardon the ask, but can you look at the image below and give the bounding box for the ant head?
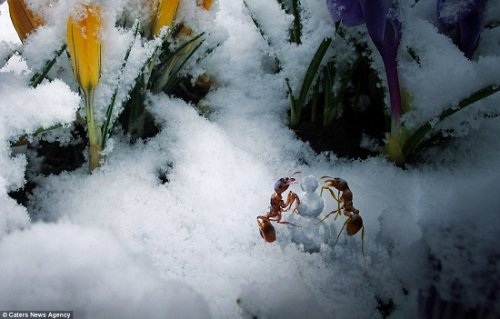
[274,176,297,193]
[321,176,348,191]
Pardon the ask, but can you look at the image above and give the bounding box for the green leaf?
[101,21,141,149]
[402,84,500,160]
[10,123,64,146]
[29,44,67,87]
[310,77,321,122]
[290,0,302,44]
[276,0,302,44]
[286,77,297,117]
[406,47,421,66]
[244,0,282,69]
[290,38,332,126]
[323,56,362,126]
[322,61,334,125]
[152,32,205,94]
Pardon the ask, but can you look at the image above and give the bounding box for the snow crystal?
[0,0,499,318]
[297,175,324,218]
[0,223,211,319]
[238,279,329,319]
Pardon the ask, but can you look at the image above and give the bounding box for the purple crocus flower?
[364,0,402,130]
[326,0,364,27]
[326,0,403,131]
[437,0,487,59]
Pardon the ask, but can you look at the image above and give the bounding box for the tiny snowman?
[290,175,325,253]
[297,175,324,218]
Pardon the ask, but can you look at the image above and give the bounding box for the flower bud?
[67,5,101,94]
[7,0,43,42]
[151,0,179,37]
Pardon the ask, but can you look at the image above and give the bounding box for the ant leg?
[257,215,269,222]
[320,186,338,201]
[258,215,280,226]
[334,219,349,246]
[319,187,343,221]
[333,192,343,220]
[361,226,365,258]
[266,215,281,223]
[257,216,268,230]
[287,191,300,214]
[282,191,300,214]
[319,175,334,181]
[313,209,340,225]
[277,220,304,228]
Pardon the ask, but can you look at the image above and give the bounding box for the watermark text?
[1,312,72,319]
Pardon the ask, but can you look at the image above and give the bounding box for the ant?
[257,171,302,243]
[315,176,364,256]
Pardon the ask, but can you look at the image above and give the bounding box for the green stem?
[85,89,101,172]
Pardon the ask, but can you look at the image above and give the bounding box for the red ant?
[257,171,302,243]
[315,176,364,256]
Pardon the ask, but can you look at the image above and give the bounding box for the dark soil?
[8,125,87,208]
[293,105,387,160]
[294,117,374,159]
[37,134,86,176]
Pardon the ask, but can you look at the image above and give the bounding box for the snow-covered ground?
[1,1,499,318]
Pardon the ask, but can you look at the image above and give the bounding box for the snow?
[1,0,499,318]
[0,222,211,319]
[296,175,325,218]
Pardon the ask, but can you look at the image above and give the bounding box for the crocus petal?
[67,5,101,94]
[362,0,402,127]
[437,0,456,30]
[437,0,483,28]
[437,0,486,59]
[326,0,403,130]
[7,0,43,42]
[177,0,212,49]
[198,0,212,10]
[363,0,401,59]
[326,0,365,27]
[151,0,179,37]
[457,6,483,59]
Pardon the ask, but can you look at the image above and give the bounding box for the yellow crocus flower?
[151,0,179,37]
[67,5,102,172]
[67,5,101,95]
[7,0,43,42]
